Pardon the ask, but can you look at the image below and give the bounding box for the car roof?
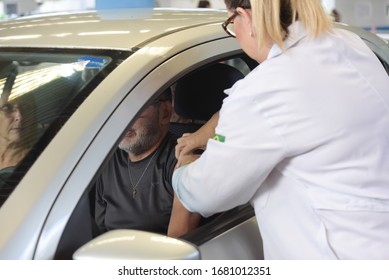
[0,8,227,50]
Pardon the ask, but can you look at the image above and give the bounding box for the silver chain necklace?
[127,150,158,198]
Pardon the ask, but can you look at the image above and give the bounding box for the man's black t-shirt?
[95,132,178,235]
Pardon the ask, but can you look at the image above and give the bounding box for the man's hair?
[158,87,172,102]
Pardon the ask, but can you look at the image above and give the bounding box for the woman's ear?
[237,7,253,36]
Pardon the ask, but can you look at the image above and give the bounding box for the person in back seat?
[94,88,201,238]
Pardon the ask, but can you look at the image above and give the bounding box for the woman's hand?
[175,112,220,167]
[175,132,205,168]
[175,132,205,161]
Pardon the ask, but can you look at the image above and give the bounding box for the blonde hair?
[249,0,332,50]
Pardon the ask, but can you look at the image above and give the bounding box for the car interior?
[169,62,245,137]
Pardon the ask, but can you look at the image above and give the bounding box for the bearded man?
[95,88,200,237]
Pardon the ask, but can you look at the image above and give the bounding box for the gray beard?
[119,134,159,156]
[118,119,162,156]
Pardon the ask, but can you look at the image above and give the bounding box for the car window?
[0,49,131,207]
[54,53,257,259]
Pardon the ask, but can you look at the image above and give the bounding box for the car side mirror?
[73,229,201,260]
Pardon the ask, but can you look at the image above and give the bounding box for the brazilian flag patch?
[213,133,226,143]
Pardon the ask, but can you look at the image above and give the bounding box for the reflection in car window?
[0,49,131,207]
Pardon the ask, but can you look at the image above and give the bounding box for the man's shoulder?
[157,132,178,165]
[165,131,179,147]
[99,148,127,174]
[163,132,178,155]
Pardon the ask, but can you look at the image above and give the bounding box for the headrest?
[174,63,244,121]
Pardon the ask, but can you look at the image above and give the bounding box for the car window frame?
[32,35,243,259]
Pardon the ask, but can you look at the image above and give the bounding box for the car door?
[33,33,256,259]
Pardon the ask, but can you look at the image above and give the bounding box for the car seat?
[169,62,245,137]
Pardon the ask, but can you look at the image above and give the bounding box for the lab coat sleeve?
[172,83,287,217]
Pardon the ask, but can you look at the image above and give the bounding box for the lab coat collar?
[267,21,308,60]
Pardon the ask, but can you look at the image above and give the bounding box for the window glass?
[0,49,130,207]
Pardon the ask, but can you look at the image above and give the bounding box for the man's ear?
[160,101,173,125]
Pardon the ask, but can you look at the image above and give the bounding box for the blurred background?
[0,0,388,37]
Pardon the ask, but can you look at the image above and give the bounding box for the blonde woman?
[173,0,389,259]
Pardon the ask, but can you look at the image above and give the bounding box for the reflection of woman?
[0,100,28,174]
[0,63,35,176]
[173,0,389,259]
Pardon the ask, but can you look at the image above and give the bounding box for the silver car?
[0,8,388,260]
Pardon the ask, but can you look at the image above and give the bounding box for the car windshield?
[0,48,130,207]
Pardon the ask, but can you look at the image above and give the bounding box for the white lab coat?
[173,21,389,259]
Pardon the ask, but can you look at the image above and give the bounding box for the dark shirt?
[95,132,178,235]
